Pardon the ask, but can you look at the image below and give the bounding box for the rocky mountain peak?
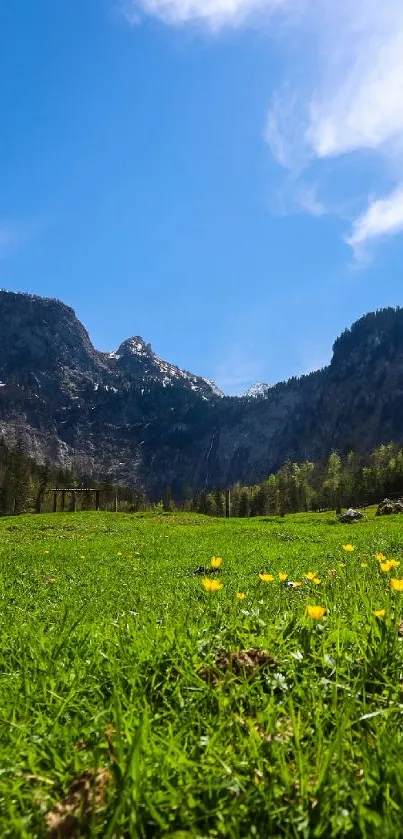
[115,337,152,359]
[244,382,271,398]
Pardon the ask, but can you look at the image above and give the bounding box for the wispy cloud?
[214,345,262,395]
[125,0,291,30]
[346,184,403,261]
[0,223,22,258]
[125,0,403,257]
[266,1,403,255]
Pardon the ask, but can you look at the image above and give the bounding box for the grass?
[1,508,403,837]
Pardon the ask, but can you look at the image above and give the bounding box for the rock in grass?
[376,498,403,516]
[338,508,364,523]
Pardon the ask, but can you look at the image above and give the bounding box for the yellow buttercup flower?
[389,559,400,568]
[211,556,223,569]
[376,552,386,562]
[312,577,321,585]
[259,573,274,582]
[306,605,326,620]
[374,609,385,618]
[391,578,403,592]
[360,562,368,568]
[342,544,355,552]
[236,592,246,600]
[380,561,392,573]
[202,578,223,592]
[294,581,303,587]
[304,572,317,581]
[279,572,288,581]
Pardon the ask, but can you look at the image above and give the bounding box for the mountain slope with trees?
[193,443,403,517]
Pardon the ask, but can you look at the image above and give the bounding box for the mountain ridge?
[1,289,402,497]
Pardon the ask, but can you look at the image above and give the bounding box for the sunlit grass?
[0,509,403,836]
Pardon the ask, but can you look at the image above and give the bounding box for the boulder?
[338,508,365,523]
[376,498,403,516]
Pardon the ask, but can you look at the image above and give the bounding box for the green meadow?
[1,509,403,838]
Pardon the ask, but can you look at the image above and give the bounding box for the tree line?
[3,438,403,518]
[0,439,148,515]
[185,444,403,517]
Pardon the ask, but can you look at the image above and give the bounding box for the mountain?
[1,290,403,497]
[106,336,224,399]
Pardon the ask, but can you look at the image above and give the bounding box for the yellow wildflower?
[343,544,355,552]
[391,578,403,592]
[304,572,317,581]
[312,577,321,585]
[236,592,246,600]
[259,573,274,582]
[211,556,223,569]
[380,561,392,573]
[360,562,368,568]
[375,552,386,562]
[202,578,223,592]
[374,609,385,618]
[294,581,303,587]
[279,572,288,581]
[306,605,326,620]
[389,559,400,568]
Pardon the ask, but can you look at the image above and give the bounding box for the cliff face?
[1,291,402,496]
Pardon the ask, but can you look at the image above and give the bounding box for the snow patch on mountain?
[244,382,272,398]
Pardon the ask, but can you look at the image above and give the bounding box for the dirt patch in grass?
[45,768,111,838]
[197,648,277,686]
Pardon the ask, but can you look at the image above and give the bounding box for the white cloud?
[126,0,290,29]
[346,184,403,258]
[125,0,403,256]
[306,5,403,159]
[266,1,403,254]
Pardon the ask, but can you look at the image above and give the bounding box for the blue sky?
[1,0,403,394]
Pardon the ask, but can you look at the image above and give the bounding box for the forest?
[190,444,403,517]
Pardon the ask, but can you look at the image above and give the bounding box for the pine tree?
[214,489,225,517]
[8,442,33,515]
[239,489,251,518]
[323,452,342,513]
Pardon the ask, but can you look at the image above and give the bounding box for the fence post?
[53,492,57,513]
[95,490,100,511]
[114,490,118,513]
[225,489,231,518]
